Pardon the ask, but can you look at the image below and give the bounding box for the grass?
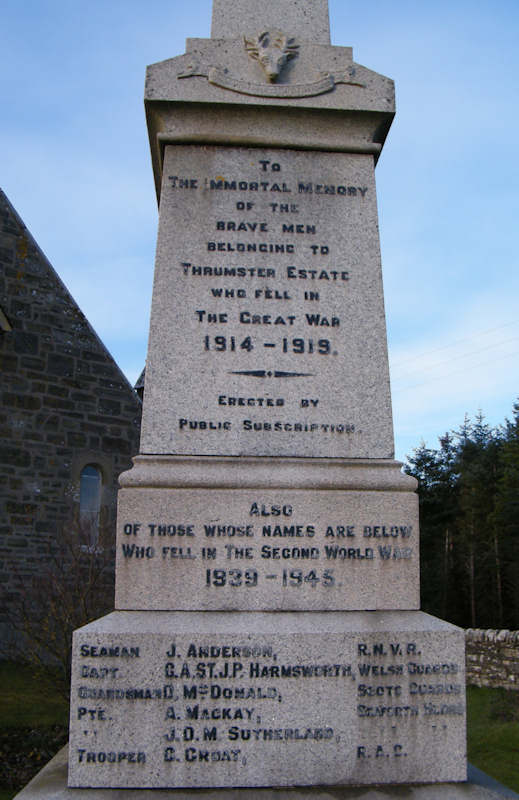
[0,663,69,798]
[0,662,68,728]
[466,685,519,792]
[0,664,518,797]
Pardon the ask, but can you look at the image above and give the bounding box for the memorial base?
[15,749,519,800]
[69,610,465,788]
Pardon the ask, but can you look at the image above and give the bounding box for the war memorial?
[15,1,519,798]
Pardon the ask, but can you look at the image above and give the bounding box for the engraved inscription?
[69,630,466,787]
[115,491,419,611]
[141,147,393,458]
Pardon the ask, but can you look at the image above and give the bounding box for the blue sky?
[2,0,518,461]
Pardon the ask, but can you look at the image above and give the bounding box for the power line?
[391,335,519,380]
[393,348,519,393]
[390,319,519,370]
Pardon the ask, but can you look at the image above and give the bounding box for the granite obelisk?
[67,0,467,788]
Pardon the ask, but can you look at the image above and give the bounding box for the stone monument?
[67,0,467,789]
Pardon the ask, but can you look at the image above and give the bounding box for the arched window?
[79,464,102,543]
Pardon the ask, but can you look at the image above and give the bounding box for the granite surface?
[115,486,419,611]
[63,0,468,792]
[68,611,466,788]
[140,146,394,459]
[144,41,395,198]
[211,0,331,43]
[118,456,417,491]
[145,39,393,111]
[16,749,519,800]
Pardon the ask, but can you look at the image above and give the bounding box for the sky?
[2,0,518,462]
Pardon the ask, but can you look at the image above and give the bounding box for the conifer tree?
[406,401,519,629]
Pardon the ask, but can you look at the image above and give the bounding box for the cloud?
[390,290,519,459]
[2,0,518,463]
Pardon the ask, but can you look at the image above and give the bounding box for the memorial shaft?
[68,0,467,789]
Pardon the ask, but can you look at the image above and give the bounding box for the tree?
[406,402,519,629]
[454,413,503,627]
[493,401,519,627]
[406,434,458,621]
[3,515,115,698]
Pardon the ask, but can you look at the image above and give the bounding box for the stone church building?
[0,189,142,654]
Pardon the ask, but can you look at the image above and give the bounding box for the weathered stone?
[140,146,393,459]
[0,189,142,655]
[115,480,419,612]
[13,331,38,354]
[66,0,469,790]
[16,749,519,800]
[47,353,74,376]
[68,610,466,789]
[211,0,331,44]
[466,629,519,691]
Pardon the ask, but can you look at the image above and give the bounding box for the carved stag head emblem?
[244,30,299,83]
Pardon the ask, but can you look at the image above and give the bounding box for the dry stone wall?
[466,629,519,690]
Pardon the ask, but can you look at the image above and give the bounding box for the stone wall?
[0,189,142,655]
[466,629,519,690]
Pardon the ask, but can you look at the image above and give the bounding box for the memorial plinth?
[68,0,467,790]
[70,611,465,788]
